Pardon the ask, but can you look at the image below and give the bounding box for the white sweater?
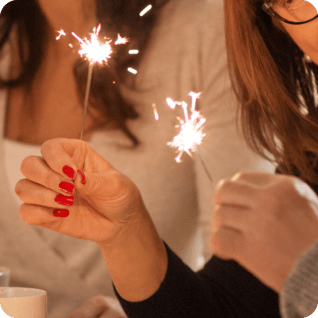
[0,0,274,317]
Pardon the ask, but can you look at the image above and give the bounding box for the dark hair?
[224,0,318,184]
[0,0,169,145]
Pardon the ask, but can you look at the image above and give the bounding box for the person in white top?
[0,0,273,317]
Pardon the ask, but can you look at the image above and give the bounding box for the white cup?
[0,269,10,287]
[0,287,47,318]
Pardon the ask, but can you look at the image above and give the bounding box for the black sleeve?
[114,243,281,318]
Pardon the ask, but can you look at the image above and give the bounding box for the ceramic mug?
[0,287,47,318]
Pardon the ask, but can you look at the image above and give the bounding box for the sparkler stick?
[165,92,213,182]
[196,148,213,183]
[80,63,94,140]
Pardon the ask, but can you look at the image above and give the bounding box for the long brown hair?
[0,0,169,146]
[224,0,318,183]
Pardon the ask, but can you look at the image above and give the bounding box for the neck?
[39,0,97,59]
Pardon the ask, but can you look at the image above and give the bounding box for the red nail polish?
[63,165,75,179]
[59,182,75,194]
[55,194,74,206]
[77,170,86,185]
[53,209,69,217]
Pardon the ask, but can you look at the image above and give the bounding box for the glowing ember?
[128,67,138,74]
[152,103,159,121]
[129,49,139,55]
[140,4,152,16]
[115,34,128,45]
[56,30,66,40]
[71,24,113,65]
[166,92,205,162]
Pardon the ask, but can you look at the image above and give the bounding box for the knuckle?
[44,171,51,189]
[218,180,233,194]
[231,171,255,181]
[215,179,226,191]
[95,295,108,306]
[89,295,108,309]
[259,191,282,221]
[231,171,247,181]
[41,139,53,153]
[218,179,231,191]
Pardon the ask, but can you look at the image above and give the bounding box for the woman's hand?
[16,138,168,302]
[210,171,318,293]
[15,138,147,246]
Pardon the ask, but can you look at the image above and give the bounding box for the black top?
[114,244,280,318]
[114,166,318,318]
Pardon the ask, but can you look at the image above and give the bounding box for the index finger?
[40,138,82,180]
[231,171,278,186]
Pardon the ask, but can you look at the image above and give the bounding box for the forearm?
[98,211,168,302]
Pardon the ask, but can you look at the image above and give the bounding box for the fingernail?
[53,209,69,217]
[77,169,86,185]
[63,165,76,179]
[55,194,74,206]
[59,182,75,194]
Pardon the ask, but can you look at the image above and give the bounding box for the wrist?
[98,212,168,302]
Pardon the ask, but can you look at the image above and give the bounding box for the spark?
[56,29,66,40]
[166,92,206,163]
[140,4,152,16]
[115,34,128,45]
[128,67,138,74]
[129,49,139,55]
[152,103,159,121]
[71,24,113,65]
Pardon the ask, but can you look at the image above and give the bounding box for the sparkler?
[166,92,213,182]
[57,25,128,140]
[71,24,115,140]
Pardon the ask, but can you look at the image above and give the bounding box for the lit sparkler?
[70,25,114,140]
[166,92,205,162]
[67,25,127,140]
[166,92,213,182]
[71,25,113,65]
